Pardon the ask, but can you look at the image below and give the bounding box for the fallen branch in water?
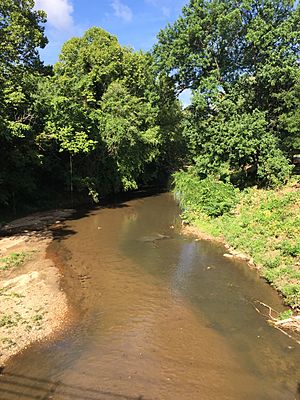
[274,316,300,327]
[252,300,300,345]
[252,300,279,321]
[273,325,300,345]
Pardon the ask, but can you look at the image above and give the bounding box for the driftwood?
[274,316,300,327]
[252,300,300,345]
[272,325,300,345]
[252,300,278,320]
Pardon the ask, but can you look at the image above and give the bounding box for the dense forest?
[1,0,300,213]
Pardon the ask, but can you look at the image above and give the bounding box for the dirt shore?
[182,225,256,264]
[0,210,74,366]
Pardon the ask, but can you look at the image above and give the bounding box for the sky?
[34,0,188,65]
[34,0,191,105]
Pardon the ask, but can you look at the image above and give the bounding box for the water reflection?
[172,241,198,288]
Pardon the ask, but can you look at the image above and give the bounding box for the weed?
[32,314,43,322]
[278,310,293,320]
[0,251,29,271]
[173,172,240,217]
[264,257,281,269]
[0,289,25,299]
[0,314,17,328]
[279,241,300,257]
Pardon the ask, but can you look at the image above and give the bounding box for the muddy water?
[1,193,300,400]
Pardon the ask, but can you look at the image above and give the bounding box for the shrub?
[173,171,240,217]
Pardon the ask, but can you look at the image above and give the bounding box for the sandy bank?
[0,210,74,366]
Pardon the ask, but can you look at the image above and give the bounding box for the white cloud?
[34,0,74,31]
[111,0,133,23]
[162,6,171,17]
[145,0,171,18]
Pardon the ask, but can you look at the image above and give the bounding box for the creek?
[1,192,299,399]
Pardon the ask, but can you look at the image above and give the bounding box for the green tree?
[155,0,300,186]
[0,0,47,208]
[100,81,160,190]
[37,27,181,200]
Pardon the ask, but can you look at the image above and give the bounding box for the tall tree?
[154,0,300,186]
[0,0,47,207]
[38,27,181,199]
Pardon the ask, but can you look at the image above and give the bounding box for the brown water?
[1,192,300,400]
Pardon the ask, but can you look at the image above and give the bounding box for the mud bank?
[182,225,255,265]
[0,210,74,366]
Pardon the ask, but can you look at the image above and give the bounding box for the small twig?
[254,300,279,321]
[252,300,300,345]
[274,325,300,346]
[251,302,264,316]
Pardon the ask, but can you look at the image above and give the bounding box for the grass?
[0,313,21,328]
[174,173,300,308]
[0,309,45,333]
[1,337,17,349]
[0,251,32,271]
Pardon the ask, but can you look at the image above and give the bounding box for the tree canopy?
[0,12,182,210]
[1,0,299,212]
[154,0,300,186]
[36,27,182,198]
[0,0,47,207]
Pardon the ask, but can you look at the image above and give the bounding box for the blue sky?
[34,0,190,105]
[34,0,188,65]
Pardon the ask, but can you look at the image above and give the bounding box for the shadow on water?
[0,371,148,400]
[52,188,166,243]
[0,188,165,240]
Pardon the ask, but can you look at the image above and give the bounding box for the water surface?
[1,193,299,399]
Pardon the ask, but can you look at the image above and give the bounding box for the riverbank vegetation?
[174,171,300,307]
[154,0,300,307]
[155,0,300,189]
[1,0,300,306]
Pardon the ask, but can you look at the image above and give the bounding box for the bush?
[257,135,292,187]
[173,171,240,217]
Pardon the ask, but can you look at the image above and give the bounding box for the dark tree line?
[0,1,183,211]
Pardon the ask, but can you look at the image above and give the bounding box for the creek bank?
[181,223,300,339]
[174,173,300,309]
[181,223,300,338]
[182,225,255,265]
[0,209,74,366]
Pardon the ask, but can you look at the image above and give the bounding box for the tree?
[154,0,300,186]
[0,0,48,207]
[37,27,181,200]
[100,81,160,190]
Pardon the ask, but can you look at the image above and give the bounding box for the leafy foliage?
[100,82,160,190]
[0,15,182,208]
[174,170,240,217]
[0,251,29,271]
[155,0,300,186]
[174,174,300,307]
[0,0,47,207]
[34,27,182,199]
